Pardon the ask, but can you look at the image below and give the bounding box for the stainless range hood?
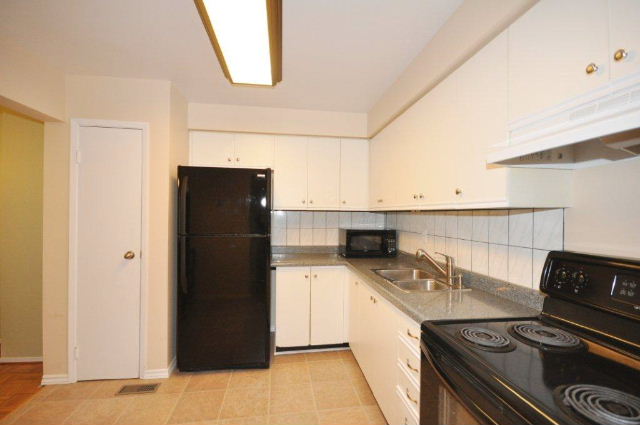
[488,74,640,169]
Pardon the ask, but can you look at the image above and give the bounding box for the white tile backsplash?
[489,243,509,281]
[286,211,300,229]
[395,208,563,289]
[312,211,326,228]
[509,209,533,248]
[300,228,313,246]
[488,210,509,244]
[533,208,563,250]
[339,212,352,228]
[326,212,340,228]
[508,246,533,288]
[312,228,326,245]
[300,211,313,229]
[286,228,300,245]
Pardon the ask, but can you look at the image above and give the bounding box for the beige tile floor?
[0,350,387,425]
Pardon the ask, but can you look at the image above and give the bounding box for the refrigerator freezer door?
[177,235,271,370]
[178,166,271,236]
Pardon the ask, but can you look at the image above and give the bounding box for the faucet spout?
[415,249,459,288]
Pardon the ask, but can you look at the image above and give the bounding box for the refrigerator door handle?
[178,175,189,234]
[179,237,189,294]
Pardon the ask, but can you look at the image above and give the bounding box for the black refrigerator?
[177,166,272,371]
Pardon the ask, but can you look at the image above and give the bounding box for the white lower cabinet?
[349,271,420,425]
[275,266,345,348]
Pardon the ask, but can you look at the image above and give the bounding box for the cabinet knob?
[302,200,306,204]
[227,157,232,162]
[377,199,383,203]
[313,274,318,278]
[373,298,377,304]
[455,188,462,195]
[309,200,313,204]
[614,48,628,62]
[419,193,424,199]
[585,62,599,75]
[413,194,418,199]
[304,275,309,279]
[342,200,346,204]
[355,281,358,285]
[236,157,240,162]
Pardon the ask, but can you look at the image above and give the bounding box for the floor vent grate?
[116,383,160,395]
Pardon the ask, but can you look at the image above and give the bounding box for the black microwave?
[339,229,397,258]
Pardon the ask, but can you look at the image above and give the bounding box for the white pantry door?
[76,126,142,381]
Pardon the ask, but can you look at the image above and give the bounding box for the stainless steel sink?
[372,268,468,292]
[373,268,435,281]
[393,279,451,293]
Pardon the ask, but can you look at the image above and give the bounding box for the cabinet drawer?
[398,315,421,350]
[395,385,419,425]
[398,336,420,384]
[397,365,420,417]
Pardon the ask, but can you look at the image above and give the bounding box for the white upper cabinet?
[307,137,340,209]
[339,138,369,209]
[234,133,274,168]
[508,0,610,123]
[189,131,235,167]
[274,135,308,210]
[189,131,273,169]
[609,0,640,80]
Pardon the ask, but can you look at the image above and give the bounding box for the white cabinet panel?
[310,266,345,345]
[369,131,399,208]
[609,0,640,80]
[274,136,308,209]
[234,133,274,168]
[339,138,369,209]
[189,131,235,167]
[508,0,609,122]
[275,267,310,347]
[307,137,340,209]
[347,273,361,353]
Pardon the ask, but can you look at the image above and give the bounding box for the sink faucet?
[415,249,458,287]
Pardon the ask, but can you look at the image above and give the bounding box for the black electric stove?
[420,251,640,425]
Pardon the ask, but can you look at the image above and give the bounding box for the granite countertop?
[272,252,542,324]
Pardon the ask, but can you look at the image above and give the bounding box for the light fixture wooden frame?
[194,0,282,87]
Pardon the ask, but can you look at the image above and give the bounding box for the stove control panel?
[541,251,640,319]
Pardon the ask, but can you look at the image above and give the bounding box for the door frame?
[67,119,150,383]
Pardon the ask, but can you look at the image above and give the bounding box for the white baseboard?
[41,374,72,385]
[275,346,350,355]
[0,356,43,363]
[141,357,176,379]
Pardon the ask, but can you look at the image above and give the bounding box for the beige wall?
[42,75,189,377]
[367,0,537,136]
[565,158,640,259]
[189,103,367,138]
[0,40,66,122]
[0,108,44,359]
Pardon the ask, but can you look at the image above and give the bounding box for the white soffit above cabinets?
[0,0,461,113]
[488,74,640,169]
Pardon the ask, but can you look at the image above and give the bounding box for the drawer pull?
[406,329,419,340]
[406,388,418,405]
[404,417,408,425]
[406,359,419,373]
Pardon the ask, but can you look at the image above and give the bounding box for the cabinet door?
[189,131,235,167]
[369,131,398,208]
[508,0,609,122]
[454,31,509,205]
[234,133,274,169]
[275,267,310,347]
[274,136,308,209]
[339,138,369,209]
[307,137,340,209]
[310,267,345,345]
[609,0,640,80]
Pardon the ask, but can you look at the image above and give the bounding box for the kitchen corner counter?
[272,252,541,324]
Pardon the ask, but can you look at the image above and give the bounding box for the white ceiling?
[0,0,462,113]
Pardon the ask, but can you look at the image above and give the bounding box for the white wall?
[0,39,66,122]
[367,0,537,136]
[189,103,367,138]
[565,159,640,259]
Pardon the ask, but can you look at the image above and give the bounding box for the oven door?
[420,340,528,425]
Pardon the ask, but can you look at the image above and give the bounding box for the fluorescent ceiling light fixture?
[195,0,282,86]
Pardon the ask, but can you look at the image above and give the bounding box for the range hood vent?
[488,73,640,169]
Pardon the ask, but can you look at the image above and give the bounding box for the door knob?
[585,63,599,75]
[613,48,628,62]
[124,251,135,260]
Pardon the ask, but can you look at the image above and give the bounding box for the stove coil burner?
[458,327,515,353]
[558,384,640,425]
[510,323,583,351]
